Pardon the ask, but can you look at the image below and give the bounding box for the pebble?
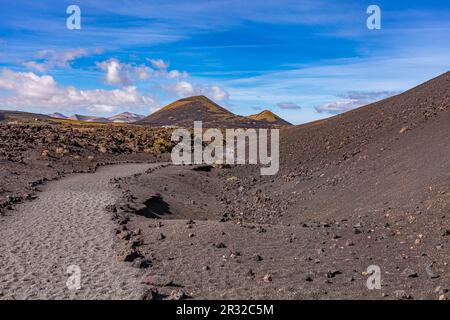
[400,268,418,278]
[246,269,255,277]
[213,242,227,248]
[303,272,315,282]
[394,290,411,300]
[254,254,263,262]
[263,273,272,282]
[157,233,166,240]
[425,264,439,279]
[141,288,159,300]
[169,289,187,300]
[131,257,150,269]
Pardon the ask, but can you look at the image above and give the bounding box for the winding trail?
[0,163,156,300]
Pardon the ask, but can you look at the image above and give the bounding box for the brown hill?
[137,95,273,128]
[0,110,49,122]
[248,109,292,126]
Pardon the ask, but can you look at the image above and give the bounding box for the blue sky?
[0,0,449,124]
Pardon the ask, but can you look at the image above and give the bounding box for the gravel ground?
[0,163,157,300]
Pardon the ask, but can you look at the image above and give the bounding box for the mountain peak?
[137,95,276,128]
[248,109,292,126]
[108,112,144,123]
[155,95,229,115]
[48,112,68,119]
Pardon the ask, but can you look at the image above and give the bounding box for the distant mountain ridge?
[47,112,145,123]
[108,112,145,123]
[48,112,67,119]
[8,96,290,127]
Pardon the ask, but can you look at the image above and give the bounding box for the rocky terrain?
[107,72,450,300]
[0,72,449,300]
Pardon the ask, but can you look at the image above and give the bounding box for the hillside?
[137,95,274,128]
[248,109,292,126]
[0,110,49,122]
[117,71,450,299]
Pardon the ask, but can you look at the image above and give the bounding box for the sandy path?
[0,163,156,300]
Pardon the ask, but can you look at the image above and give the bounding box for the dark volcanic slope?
[248,109,292,126]
[115,72,450,300]
[138,95,273,128]
[221,71,450,223]
[0,110,49,122]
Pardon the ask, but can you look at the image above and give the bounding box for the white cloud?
[209,85,229,101]
[135,65,153,80]
[23,61,47,73]
[97,58,129,85]
[315,90,399,114]
[164,80,229,102]
[314,99,361,114]
[171,81,195,97]
[23,48,91,72]
[166,69,189,79]
[87,104,118,113]
[148,58,169,70]
[277,102,302,110]
[97,58,188,85]
[340,91,399,100]
[0,69,156,113]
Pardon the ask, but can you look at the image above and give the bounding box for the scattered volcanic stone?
[169,289,187,300]
[142,275,174,287]
[425,265,440,279]
[345,240,355,247]
[213,242,227,248]
[117,231,131,240]
[117,249,143,262]
[394,290,411,300]
[434,286,448,295]
[303,272,315,282]
[131,257,151,269]
[401,268,418,278]
[254,254,263,262]
[131,239,143,249]
[326,270,342,278]
[263,274,272,282]
[157,233,166,240]
[141,288,159,300]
